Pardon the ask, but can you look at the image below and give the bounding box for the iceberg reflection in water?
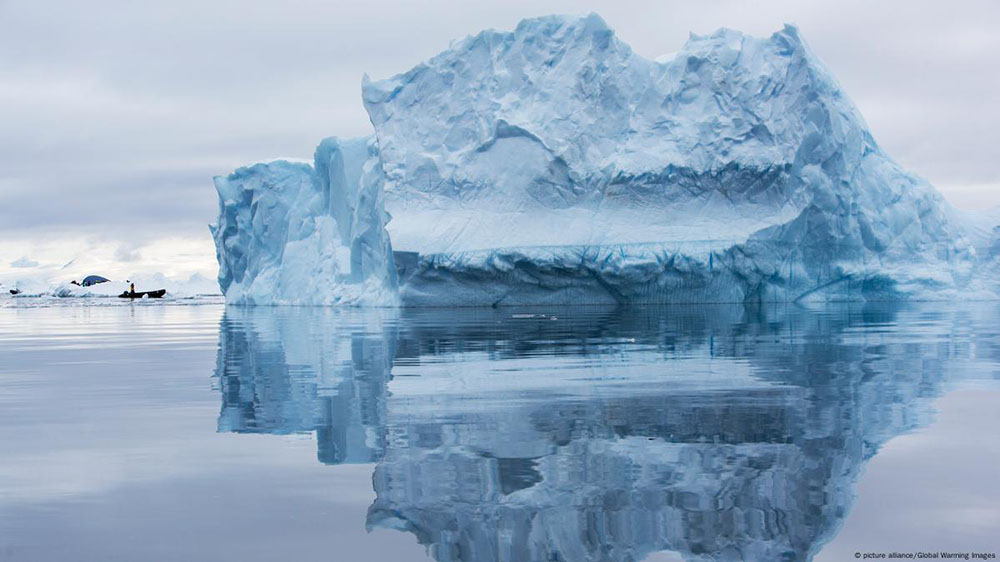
[213,304,996,562]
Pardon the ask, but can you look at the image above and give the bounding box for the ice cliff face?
[213,13,992,306]
[211,137,397,305]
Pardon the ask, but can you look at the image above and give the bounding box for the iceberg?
[211,137,397,306]
[213,13,996,306]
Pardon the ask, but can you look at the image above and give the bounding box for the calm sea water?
[0,301,998,561]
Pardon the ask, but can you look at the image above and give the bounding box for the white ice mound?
[362,14,982,305]
[211,137,397,306]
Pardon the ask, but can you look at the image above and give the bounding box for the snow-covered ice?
[0,272,221,305]
[213,13,1000,306]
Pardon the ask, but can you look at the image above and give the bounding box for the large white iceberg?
[211,137,397,305]
[213,13,997,306]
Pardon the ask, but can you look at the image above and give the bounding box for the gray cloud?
[114,244,142,263]
[0,0,997,247]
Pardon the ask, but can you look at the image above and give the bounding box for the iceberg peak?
[512,11,612,36]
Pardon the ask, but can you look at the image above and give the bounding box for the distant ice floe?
[1,272,221,305]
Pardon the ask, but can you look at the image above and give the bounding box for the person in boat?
[129,281,135,295]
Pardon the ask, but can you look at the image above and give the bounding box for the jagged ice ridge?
[211,13,998,306]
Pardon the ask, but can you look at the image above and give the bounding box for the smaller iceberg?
[210,137,397,306]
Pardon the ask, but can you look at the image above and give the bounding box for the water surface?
[1,301,998,561]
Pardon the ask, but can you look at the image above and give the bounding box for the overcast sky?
[1,0,997,281]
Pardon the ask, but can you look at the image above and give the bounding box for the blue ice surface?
[212,14,1000,306]
[211,137,397,306]
[1,301,999,561]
